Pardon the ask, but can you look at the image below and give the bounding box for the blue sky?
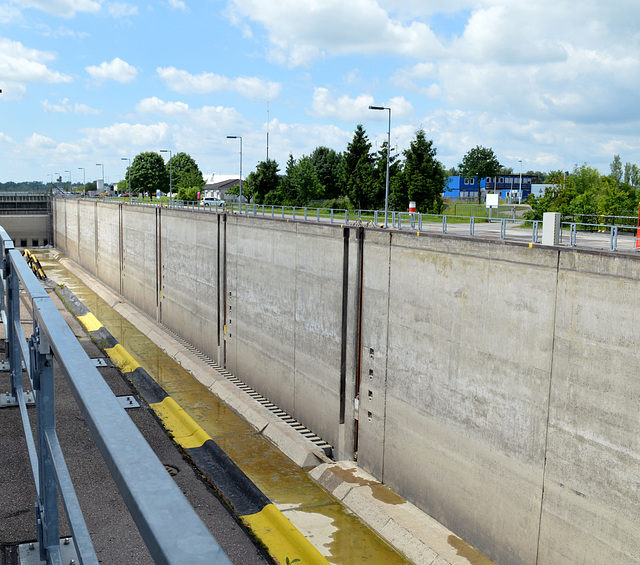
[1,0,639,184]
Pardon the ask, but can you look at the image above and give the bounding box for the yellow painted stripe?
[151,396,212,449]
[78,312,103,332]
[243,504,330,565]
[105,343,141,374]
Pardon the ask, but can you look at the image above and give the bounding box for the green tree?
[623,162,640,187]
[130,152,169,194]
[459,146,501,204]
[374,142,402,210]
[610,155,623,185]
[525,164,639,222]
[271,153,296,206]
[167,152,205,192]
[343,125,374,209]
[597,178,632,216]
[249,159,280,204]
[176,186,200,201]
[395,129,446,213]
[309,147,343,200]
[291,156,324,205]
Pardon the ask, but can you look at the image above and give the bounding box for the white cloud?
[136,97,190,117]
[377,0,473,17]
[310,88,413,122]
[82,122,171,148]
[168,0,187,11]
[0,5,22,23]
[25,133,58,150]
[156,66,281,99]
[41,98,101,115]
[107,3,138,18]
[227,0,444,66]
[86,57,138,83]
[0,132,16,145]
[136,97,246,132]
[11,0,100,17]
[0,38,71,99]
[259,120,353,162]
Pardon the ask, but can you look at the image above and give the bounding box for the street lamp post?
[78,167,85,196]
[518,159,522,204]
[159,150,172,198]
[227,136,243,212]
[368,105,391,228]
[65,170,71,192]
[121,157,131,196]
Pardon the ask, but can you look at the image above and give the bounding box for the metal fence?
[0,226,232,564]
[90,196,640,253]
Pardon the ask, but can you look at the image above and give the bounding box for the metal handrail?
[0,226,232,565]
[79,197,640,252]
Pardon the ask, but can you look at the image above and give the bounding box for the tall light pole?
[369,105,391,228]
[518,159,522,204]
[160,150,172,198]
[227,136,243,212]
[65,170,71,192]
[78,167,85,196]
[121,157,131,196]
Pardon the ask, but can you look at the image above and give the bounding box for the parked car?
[201,197,226,208]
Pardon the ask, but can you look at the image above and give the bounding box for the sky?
[1,0,639,185]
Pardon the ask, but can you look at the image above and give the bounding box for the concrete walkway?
[55,252,494,565]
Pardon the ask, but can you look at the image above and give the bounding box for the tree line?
[240,125,447,214]
[526,155,640,221]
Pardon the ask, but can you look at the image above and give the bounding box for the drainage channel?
[38,251,413,565]
[158,325,334,458]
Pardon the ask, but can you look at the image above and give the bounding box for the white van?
[201,196,225,208]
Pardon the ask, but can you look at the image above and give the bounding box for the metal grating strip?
[158,324,333,457]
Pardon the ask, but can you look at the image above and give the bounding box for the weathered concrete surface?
[77,200,98,273]
[538,251,640,564]
[225,217,357,455]
[0,215,51,248]
[357,232,560,565]
[121,205,157,316]
[95,203,122,294]
[53,199,640,565]
[310,461,496,565]
[159,209,223,365]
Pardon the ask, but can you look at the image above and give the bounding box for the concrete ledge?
[310,462,495,565]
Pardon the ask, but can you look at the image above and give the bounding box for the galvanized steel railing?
[0,226,232,564]
[91,196,640,252]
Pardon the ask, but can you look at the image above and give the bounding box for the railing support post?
[32,325,61,562]
[6,255,21,400]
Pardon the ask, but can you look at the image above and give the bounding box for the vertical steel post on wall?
[31,325,61,562]
[6,250,21,401]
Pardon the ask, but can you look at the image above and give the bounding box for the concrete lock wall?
[52,198,640,565]
[0,214,51,248]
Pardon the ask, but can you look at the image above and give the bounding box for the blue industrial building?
[444,175,532,202]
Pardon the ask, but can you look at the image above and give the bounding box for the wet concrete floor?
[38,252,413,565]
